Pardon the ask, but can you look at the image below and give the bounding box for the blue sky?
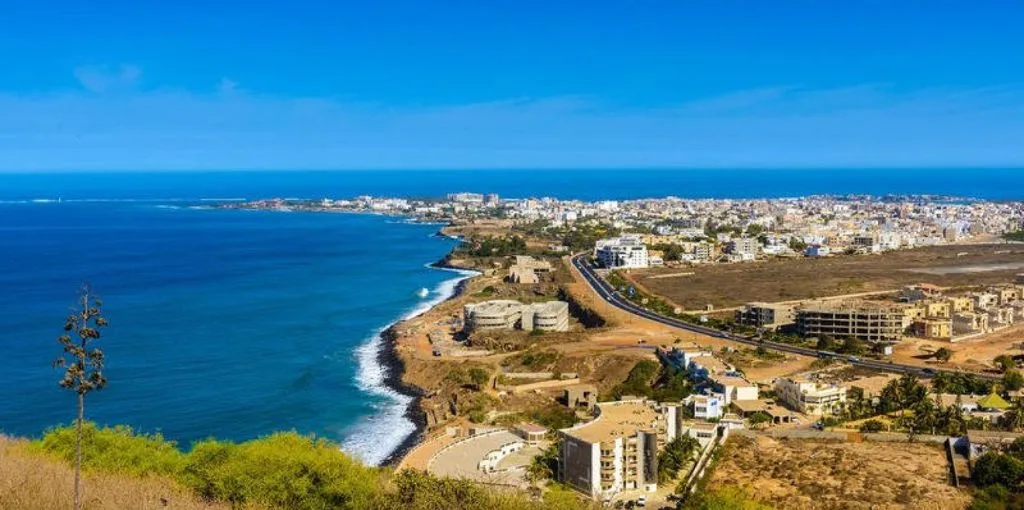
[2,1,1023,170]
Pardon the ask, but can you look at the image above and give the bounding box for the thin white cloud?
[73,64,142,93]
[0,83,1023,170]
[217,78,239,95]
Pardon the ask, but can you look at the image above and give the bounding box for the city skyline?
[3,1,1023,171]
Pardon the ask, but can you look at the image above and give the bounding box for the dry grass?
[0,435,232,510]
[637,244,1024,309]
[707,435,971,510]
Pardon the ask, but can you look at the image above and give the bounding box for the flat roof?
[715,375,755,387]
[692,355,730,373]
[732,400,768,413]
[516,422,548,434]
[561,400,661,444]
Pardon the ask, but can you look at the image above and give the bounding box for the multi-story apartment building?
[558,400,673,498]
[795,301,912,343]
[734,302,795,330]
[693,242,716,262]
[726,237,760,260]
[595,235,649,269]
[914,318,953,340]
[774,377,847,416]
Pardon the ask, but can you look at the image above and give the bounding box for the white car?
[636,496,647,507]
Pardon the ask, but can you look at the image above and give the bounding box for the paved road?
[570,253,999,381]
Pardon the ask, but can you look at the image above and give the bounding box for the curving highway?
[571,253,998,381]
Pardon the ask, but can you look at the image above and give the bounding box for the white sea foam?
[340,266,479,466]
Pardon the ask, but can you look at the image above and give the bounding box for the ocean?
[0,168,1021,465]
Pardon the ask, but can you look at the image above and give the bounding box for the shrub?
[32,423,185,477]
[859,420,885,433]
[179,432,382,509]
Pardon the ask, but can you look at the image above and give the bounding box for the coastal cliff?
[378,254,477,466]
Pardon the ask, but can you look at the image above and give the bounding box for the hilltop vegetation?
[5,423,589,510]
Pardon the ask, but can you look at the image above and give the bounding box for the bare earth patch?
[636,244,1024,310]
[706,435,971,510]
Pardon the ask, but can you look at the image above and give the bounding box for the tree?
[657,435,699,483]
[467,367,491,390]
[972,451,1024,488]
[839,336,866,355]
[1002,399,1024,432]
[995,355,1017,373]
[934,347,952,363]
[52,285,109,510]
[748,412,772,428]
[1004,369,1024,392]
[816,335,835,352]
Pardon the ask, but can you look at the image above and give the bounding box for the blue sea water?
[0,168,1021,465]
[0,200,468,465]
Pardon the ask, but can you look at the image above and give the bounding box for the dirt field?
[892,322,1024,372]
[635,244,1024,310]
[707,435,971,510]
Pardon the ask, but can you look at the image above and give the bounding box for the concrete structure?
[899,284,943,303]
[513,423,548,444]
[507,255,553,284]
[795,301,912,343]
[734,302,795,330]
[521,301,571,332]
[558,399,670,498]
[464,300,524,330]
[774,377,847,416]
[595,235,649,269]
[972,292,1000,310]
[954,311,990,336]
[726,237,759,260]
[428,429,541,485]
[464,300,570,332]
[914,318,953,340]
[949,296,975,313]
[564,384,599,411]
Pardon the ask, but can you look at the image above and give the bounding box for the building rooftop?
[691,355,730,374]
[715,375,755,387]
[561,400,661,444]
[515,422,548,435]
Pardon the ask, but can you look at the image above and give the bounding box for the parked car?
[922,368,937,375]
[636,496,647,507]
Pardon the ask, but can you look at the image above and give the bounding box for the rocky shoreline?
[378,247,475,467]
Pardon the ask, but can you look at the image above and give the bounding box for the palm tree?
[1002,399,1024,432]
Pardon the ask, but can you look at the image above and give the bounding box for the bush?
[973,451,1024,489]
[612,360,661,398]
[32,423,185,477]
[859,420,885,433]
[31,424,589,510]
[180,432,383,509]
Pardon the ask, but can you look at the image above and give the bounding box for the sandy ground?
[636,244,1024,310]
[892,322,1024,372]
[707,435,971,510]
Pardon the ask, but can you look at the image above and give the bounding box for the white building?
[595,235,649,269]
[774,377,847,416]
[688,394,723,420]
